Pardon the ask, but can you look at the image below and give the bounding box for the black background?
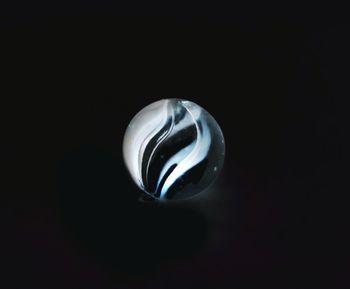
[1,3,348,289]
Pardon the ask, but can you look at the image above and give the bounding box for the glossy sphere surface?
[123,99,225,200]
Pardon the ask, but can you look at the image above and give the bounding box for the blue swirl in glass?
[123,99,225,201]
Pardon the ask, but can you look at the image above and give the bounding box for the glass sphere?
[123,99,225,201]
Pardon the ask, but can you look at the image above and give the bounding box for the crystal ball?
[123,98,225,201]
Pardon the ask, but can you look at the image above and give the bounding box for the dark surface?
[1,4,348,289]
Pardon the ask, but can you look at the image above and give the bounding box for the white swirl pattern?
[123,99,225,200]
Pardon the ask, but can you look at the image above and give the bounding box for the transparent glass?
[123,99,225,200]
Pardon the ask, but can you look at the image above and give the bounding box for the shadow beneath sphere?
[55,145,209,275]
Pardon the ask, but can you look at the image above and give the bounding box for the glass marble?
[123,99,225,201]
